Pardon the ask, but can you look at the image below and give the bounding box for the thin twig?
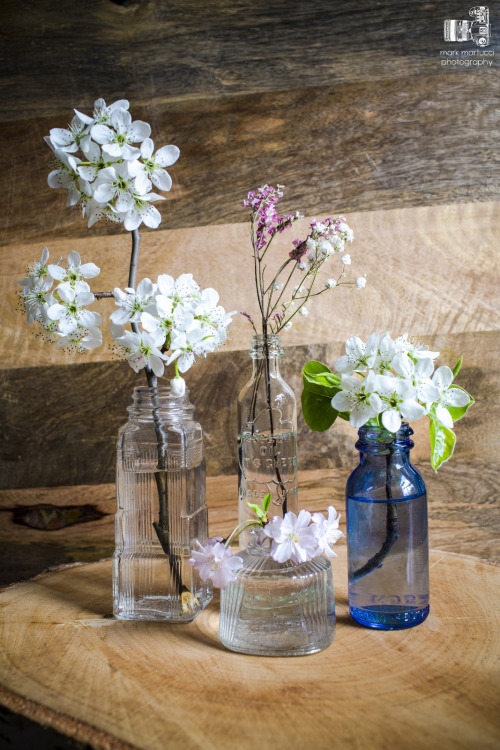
[350,451,399,584]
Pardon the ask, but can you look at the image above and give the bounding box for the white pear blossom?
[335,333,379,374]
[75,140,109,183]
[166,327,217,373]
[331,371,383,428]
[122,193,165,231]
[92,161,147,213]
[55,318,103,353]
[312,506,344,558]
[47,286,96,335]
[188,540,243,589]
[135,139,180,192]
[263,510,318,564]
[158,273,201,301]
[377,374,425,433]
[83,98,130,127]
[123,193,165,232]
[394,333,439,361]
[91,108,151,161]
[48,112,90,154]
[431,366,471,428]
[48,251,100,295]
[111,278,156,324]
[113,328,167,377]
[372,331,399,373]
[17,247,53,287]
[48,150,91,207]
[392,354,440,405]
[18,276,55,326]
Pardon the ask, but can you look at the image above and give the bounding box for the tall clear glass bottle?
[237,334,299,547]
[113,386,212,621]
[346,423,429,630]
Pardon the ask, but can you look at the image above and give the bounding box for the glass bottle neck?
[355,424,414,464]
[250,334,283,377]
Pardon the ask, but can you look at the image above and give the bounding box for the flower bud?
[170,375,186,397]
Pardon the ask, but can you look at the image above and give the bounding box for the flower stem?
[349,452,399,584]
[126,229,185,596]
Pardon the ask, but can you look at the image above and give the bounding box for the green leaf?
[452,357,463,378]
[303,360,333,378]
[429,419,456,471]
[302,365,340,401]
[301,388,340,431]
[263,493,271,512]
[446,387,475,423]
[246,501,266,521]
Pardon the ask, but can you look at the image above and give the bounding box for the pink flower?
[188,540,243,589]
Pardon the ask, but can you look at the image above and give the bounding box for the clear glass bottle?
[113,386,212,621]
[346,423,429,630]
[237,334,298,547]
[219,531,335,656]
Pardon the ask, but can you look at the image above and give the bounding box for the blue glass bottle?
[346,423,429,629]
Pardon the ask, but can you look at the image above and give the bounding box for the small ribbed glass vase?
[219,531,335,656]
[346,423,429,630]
[237,334,299,548]
[113,386,212,622]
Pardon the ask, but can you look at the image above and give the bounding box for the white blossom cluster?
[17,250,235,385]
[110,273,236,389]
[189,506,343,589]
[17,247,102,352]
[332,332,471,432]
[45,98,179,231]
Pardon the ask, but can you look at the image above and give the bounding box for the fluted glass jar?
[219,530,335,656]
[113,386,212,621]
[346,423,429,630]
[237,334,298,548]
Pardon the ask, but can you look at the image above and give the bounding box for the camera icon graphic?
[444,6,491,47]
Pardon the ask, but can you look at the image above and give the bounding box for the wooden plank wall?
[1,0,499,491]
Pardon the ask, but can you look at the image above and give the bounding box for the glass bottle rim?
[356,422,414,451]
[250,333,283,358]
[128,385,194,416]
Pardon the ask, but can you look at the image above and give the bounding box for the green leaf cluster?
[246,493,271,523]
[301,360,349,432]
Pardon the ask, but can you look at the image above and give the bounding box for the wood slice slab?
[0,549,499,750]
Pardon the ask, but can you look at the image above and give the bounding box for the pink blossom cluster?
[243,184,298,251]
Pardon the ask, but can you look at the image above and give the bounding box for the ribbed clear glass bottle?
[237,334,299,548]
[219,531,335,656]
[346,423,429,630]
[113,386,212,621]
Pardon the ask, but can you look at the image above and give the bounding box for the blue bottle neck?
[355,424,414,466]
